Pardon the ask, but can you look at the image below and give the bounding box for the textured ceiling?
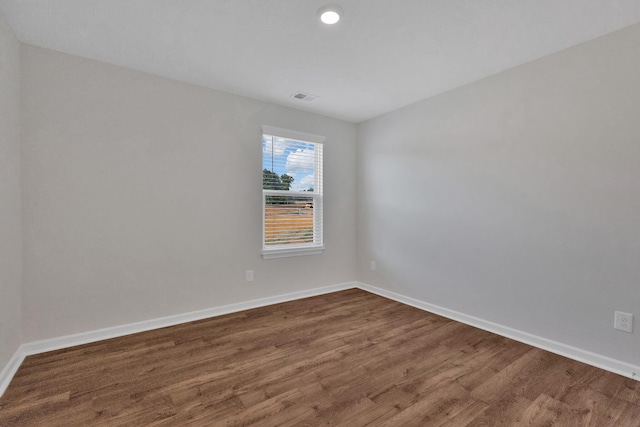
[2,0,640,122]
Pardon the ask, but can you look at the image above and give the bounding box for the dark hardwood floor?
[1,289,639,426]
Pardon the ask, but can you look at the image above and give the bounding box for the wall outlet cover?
[614,311,633,333]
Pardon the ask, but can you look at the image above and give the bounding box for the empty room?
[1,1,639,425]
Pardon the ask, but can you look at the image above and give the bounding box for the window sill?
[262,246,325,259]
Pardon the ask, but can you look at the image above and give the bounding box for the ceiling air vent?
[290,92,319,102]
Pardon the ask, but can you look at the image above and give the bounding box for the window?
[262,126,324,259]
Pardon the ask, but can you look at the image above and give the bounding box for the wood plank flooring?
[1,289,639,426]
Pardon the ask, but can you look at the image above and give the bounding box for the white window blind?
[262,126,324,258]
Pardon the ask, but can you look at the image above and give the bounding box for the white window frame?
[262,125,325,259]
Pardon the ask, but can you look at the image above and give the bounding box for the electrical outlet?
[614,311,633,333]
[245,270,254,282]
[370,260,376,271]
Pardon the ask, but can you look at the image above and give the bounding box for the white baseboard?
[3,279,638,398]
[0,281,357,396]
[357,282,640,381]
[21,282,358,356]
[0,347,26,398]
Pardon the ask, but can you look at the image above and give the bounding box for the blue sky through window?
[262,135,315,192]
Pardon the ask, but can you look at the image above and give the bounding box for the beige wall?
[0,12,22,369]
[357,23,640,366]
[20,45,357,341]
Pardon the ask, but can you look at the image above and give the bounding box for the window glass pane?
[262,135,316,192]
[264,195,315,246]
[262,129,323,253]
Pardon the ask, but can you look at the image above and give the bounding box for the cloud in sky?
[292,173,315,192]
[285,148,315,191]
[285,148,314,174]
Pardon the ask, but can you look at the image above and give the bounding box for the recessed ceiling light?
[318,5,343,25]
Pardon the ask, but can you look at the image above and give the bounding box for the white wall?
[21,45,357,342]
[0,12,22,369]
[357,24,640,366]
[10,16,640,373]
